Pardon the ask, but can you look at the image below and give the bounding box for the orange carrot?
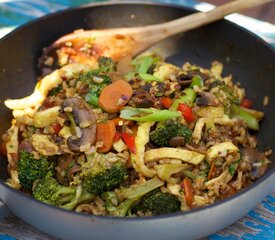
[160,97,172,109]
[96,120,116,153]
[111,117,134,127]
[111,117,123,126]
[208,161,216,180]
[182,177,194,206]
[99,80,133,113]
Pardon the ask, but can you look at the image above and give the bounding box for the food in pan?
[1,54,271,217]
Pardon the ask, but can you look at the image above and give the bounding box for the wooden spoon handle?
[132,0,274,49]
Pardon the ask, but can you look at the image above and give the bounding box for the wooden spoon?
[39,0,273,73]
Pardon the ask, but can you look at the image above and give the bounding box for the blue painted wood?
[0,1,274,239]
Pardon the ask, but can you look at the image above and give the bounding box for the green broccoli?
[98,56,117,72]
[101,177,164,217]
[78,70,112,97]
[150,120,192,147]
[33,174,95,210]
[132,188,181,216]
[81,155,128,194]
[18,150,56,190]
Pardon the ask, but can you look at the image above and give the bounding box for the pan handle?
[0,200,10,219]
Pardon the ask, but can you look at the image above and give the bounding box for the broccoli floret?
[101,177,164,217]
[98,56,117,72]
[132,188,181,216]
[150,120,192,147]
[18,150,56,190]
[208,80,239,113]
[78,70,112,97]
[82,160,128,194]
[33,175,95,210]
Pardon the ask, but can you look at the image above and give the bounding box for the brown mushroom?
[169,136,185,147]
[196,92,219,106]
[61,97,96,152]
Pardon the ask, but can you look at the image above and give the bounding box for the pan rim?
[0,0,274,222]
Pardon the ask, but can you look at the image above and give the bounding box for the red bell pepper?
[177,103,194,122]
[114,132,121,142]
[241,98,252,108]
[52,123,62,134]
[121,132,136,153]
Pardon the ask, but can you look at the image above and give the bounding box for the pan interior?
[0,3,274,182]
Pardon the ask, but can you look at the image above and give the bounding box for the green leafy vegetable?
[190,75,204,88]
[231,105,259,130]
[98,56,117,72]
[170,88,196,110]
[131,55,160,74]
[85,92,99,107]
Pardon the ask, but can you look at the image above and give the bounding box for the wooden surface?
[0,189,274,240]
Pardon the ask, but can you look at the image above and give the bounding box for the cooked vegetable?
[177,103,194,123]
[170,88,196,110]
[160,97,173,109]
[78,70,112,96]
[81,154,128,194]
[98,56,117,72]
[99,80,133,113]
[190,75,203,88]
[121,132,136,153]
[150,120,192,147]
[33,175,95,210]
[132,188,181,216]
[181,177,194,206]
[231,104,260,130]
[61,97,97,152]
[154,163,189,184]
[3,55,270,217]
[131,55,160,74]
[85,92,99,107]
[18,150,56,190]
[102,177,164,217]
[96,120,116,153]
[120,107,180,122]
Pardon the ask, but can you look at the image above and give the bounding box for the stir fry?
[1,54,271,217]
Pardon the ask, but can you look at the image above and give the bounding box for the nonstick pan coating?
[0,2,274,240]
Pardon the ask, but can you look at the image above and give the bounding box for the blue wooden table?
[0,1,274,239]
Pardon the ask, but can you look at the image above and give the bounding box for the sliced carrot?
[208,161,216,180]
[182,177,194,206]
[96,120,116,153]
[99,79,133,113]
[111,117,134,127]
[160,97,172,109]
[111,117,123,126]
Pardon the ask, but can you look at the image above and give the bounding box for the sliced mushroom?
[187,70,209,81]
[196,92,219,106]
[240,147,269,178]
[61,97,96,152]
[176,73,192,87]
[169,137,185,147]
[18,139,34,153]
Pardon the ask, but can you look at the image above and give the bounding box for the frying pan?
[0,2,274,240]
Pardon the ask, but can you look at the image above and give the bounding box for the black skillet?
[0,2,274,240]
